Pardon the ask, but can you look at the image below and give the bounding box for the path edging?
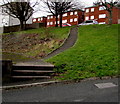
[43,26,75,59]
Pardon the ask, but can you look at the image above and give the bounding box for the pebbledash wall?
[32,10,84,27]
[84,5,120,24]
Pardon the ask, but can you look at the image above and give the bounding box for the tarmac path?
[2,78,119,102]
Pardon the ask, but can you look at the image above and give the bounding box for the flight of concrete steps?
[11,62,55,79]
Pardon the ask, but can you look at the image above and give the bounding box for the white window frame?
[70,12,73,15]
[38,18,40,21]
[63,13,67,17]
[99,14,106,18]
[50,22,53,25]
[33,19,36,22]
[99,6,106,10]
[70,19,73,22]
[74,18,77,22]
[86,9,89,13]
[90,16,94,19]
[62,20,67,23]
[58,15,60,18]
[91,8,94,12]
[85,16,89,20]
[74,11,77,15]
[48,16,50,19]
[47,22,49,25]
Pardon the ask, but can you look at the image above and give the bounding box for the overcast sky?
[33,0,97,18]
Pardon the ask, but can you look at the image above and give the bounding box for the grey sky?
[33,0,97,18]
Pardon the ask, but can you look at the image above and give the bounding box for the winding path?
[15,26,78,65]
[43,26,78,59]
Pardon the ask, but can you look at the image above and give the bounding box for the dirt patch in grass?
[2,27,70,61]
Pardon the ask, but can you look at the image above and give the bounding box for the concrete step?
[13,65,54,70]
[12,62,55,79]
[12,76,51,79]
[13,70,54,73]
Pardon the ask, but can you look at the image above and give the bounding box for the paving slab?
[95,82,117,89]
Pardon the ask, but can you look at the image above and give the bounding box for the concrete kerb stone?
[0,76,118,90]
[1,80,61,90]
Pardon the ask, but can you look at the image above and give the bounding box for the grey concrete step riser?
[11,76,51,79]
[11,71,54,76]
[12,66,54,71]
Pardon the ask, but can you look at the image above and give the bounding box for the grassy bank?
[47,24,119,80]
[2,27,71,62]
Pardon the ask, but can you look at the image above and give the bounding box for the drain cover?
[95,82,117,89]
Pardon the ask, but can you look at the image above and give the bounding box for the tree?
[43,0,83,27]
[2,0,39,30]
[94,0,119,25]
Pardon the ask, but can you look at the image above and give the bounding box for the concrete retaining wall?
[1,60,13,82]
[0,27,3,34]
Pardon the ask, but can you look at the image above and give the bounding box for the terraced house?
[84,5,120,24]
[47,10,84,27]
[33,9,84,27]
[32,16,47,27]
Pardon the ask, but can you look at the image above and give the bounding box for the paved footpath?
[2,78,119,102]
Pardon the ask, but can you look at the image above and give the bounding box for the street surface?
[2,78,119,102]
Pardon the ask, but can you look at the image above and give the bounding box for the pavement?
[2,78,119,102]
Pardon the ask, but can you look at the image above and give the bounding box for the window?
[38,18,40,21]
[58,15,60,18]
[99,6,106,10]
[85,16,89,20]
[58,21,59,24]
[74,11,77,15]
[62,20,67,23]
[91,8,94,12]
[47,22,49,25]
[99,14,106,18]
[33,19,36,22]
[51,16,53,18]
[74,18,77,22]
[41,18,43,21]
[70,19,73,22]
[63,13,67,17]
[90,16,94,19]
[86,9,89,13]
[70,12,73,15]
[48,16,50,19]
[50,22,53,25]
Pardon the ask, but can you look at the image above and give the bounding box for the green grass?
[47,24,119,80]
[2,26,71,62]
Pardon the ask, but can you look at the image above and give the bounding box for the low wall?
[1,60,13,82]
[0,27,3,34]
[3,23,45,33]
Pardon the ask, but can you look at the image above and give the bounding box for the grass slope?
[47,24,119,80]
[2,27,70,62]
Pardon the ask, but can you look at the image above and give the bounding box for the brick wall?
[46,10,84,27]
[3,23,45,33]
[32,17,47,27]
[85,5,120,24]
